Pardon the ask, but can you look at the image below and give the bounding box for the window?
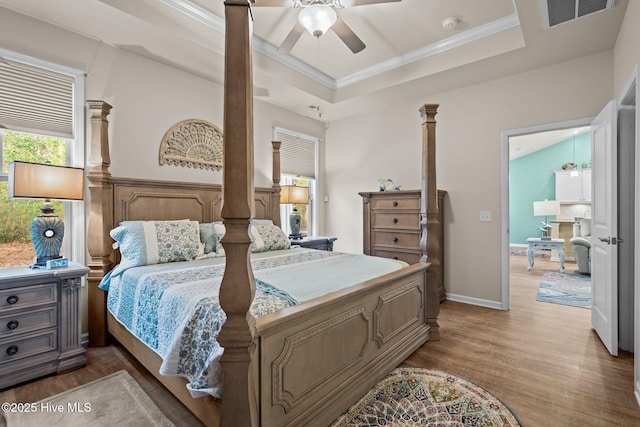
[0,50,85,268]
[275,127,318,237]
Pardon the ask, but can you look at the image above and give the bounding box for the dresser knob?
[393,201,398,207]
[6,295,18,305]
[393,256,399,260]
[7,320,19,330]
[393,237,398,243]
[392,218,398,224]
[6,345,18,356]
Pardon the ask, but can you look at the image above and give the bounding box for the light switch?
[480,211,492,222]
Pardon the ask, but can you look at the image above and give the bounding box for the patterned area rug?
[331,367,521,427]
[536,270,591,309]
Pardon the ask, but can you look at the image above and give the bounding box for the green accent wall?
[509,132,591,244]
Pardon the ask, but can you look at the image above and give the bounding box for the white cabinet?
[555,170,591,203]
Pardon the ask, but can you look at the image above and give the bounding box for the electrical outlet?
[480,211,492,222]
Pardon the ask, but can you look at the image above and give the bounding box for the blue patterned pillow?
[111,220,202,270]
[252,223,291,252]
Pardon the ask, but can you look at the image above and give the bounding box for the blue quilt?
[101,248,405,398]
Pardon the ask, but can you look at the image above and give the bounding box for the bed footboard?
[256,263,433,426]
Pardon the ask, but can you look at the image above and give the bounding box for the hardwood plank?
[405,254,640,426]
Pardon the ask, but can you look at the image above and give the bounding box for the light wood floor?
[2,255,639,426]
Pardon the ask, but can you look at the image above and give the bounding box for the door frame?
[500,117,593,310]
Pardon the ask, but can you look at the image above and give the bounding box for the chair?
[570,218,591,274]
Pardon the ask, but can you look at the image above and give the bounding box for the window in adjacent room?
[0,52,85,268]
[275,127,318,237]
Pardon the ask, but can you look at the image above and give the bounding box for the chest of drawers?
[0,263,88,389]
[360,189,446,301]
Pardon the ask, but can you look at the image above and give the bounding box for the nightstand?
[0,262,89,389]
[290,236,337,251]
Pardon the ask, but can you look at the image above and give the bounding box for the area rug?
[331,367,521,427]
[536,270,591,308]
[1,370,174,427]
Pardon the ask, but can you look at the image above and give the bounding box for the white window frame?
[0,48,86,265]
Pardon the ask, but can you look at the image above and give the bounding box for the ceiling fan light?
[298,5,337,37]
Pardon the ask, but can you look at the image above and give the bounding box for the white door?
[591,100,619,356]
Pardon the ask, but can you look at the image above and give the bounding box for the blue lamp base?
[30,211,64,268]
[289,207,302,240]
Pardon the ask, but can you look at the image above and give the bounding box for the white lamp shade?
[533,200,560,217]
[8,161,84,201]
[298,4,338,37]
[280,185,309,205]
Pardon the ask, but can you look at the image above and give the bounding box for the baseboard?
[510,243,527,249]
[445,293,503,310]
[635,381,640,408]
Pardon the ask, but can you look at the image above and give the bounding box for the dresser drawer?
[372,231,420,248]
[0,329,57,364]
[0,307,57,339]
[0,283,57,311]
[371,213,420,230]
[371,196,420,210]
[372,248,421,265]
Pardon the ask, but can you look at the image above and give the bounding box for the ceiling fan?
[253,0,402,54]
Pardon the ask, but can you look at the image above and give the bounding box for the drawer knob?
[392,218,398,224]
[6,295,18,305]
[393,256,399,260]
[393,237,398,243]
[393,201,398,207]
[7,320,19,330]
[6,345,18,356]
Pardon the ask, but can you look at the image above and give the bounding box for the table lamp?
[8,161,84,268]
[533,199,560,240]
[280,185,309,239]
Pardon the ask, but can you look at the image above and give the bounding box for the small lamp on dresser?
[8,161,84,268]
[280,184,309,239]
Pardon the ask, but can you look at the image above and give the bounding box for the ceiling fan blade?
[332,18,366,53]
[251,0,294,6]
[345,0,402,6]
[279,22,305,53]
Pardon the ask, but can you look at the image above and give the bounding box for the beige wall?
[613,0,640,97]
[326,51,613,305]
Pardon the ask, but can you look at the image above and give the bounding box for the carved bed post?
[86,100,114,347]
[419,104,441,340]
[218,1,258,426]
[271,140,282,227]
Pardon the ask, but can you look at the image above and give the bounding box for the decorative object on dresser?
[377,178,401,191]
[7,161,84,268]
[159,119,223,171]
[533,199,560,240]
[290,236,337,251]
[0,262,88,389]
[280,184,309,239]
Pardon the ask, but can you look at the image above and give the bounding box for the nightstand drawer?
[0,329,57,364]
[0,307,57,339]
[0,283,57,311]
[371,197,419,210]
[372,231,420,248]
[371,213,420,230]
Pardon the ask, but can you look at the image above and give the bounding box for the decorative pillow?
[251,219,274,226]
[199,222,219,254]
[110,220,201,269]
[252,223,291,252]
[213,222,226,256]
[211,221,270,255]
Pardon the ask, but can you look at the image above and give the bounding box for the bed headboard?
[85,100,282,346]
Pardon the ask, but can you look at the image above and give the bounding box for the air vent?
[542,0,614,28]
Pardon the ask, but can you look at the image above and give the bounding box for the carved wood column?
[271,140,282,227]
[86,100,113,347]
[419,104,441,340]
[218,1,258,426]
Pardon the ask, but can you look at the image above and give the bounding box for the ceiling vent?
[542,0,615,28]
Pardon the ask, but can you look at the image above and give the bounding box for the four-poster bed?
[86,1,443,426]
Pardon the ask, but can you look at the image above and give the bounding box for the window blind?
[0,59,74,138]
[275,127,318,179]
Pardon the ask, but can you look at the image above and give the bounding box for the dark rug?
[536,270,591,308]
[331,367,521,426]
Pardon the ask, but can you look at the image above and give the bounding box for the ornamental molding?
[159,119,223,171]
